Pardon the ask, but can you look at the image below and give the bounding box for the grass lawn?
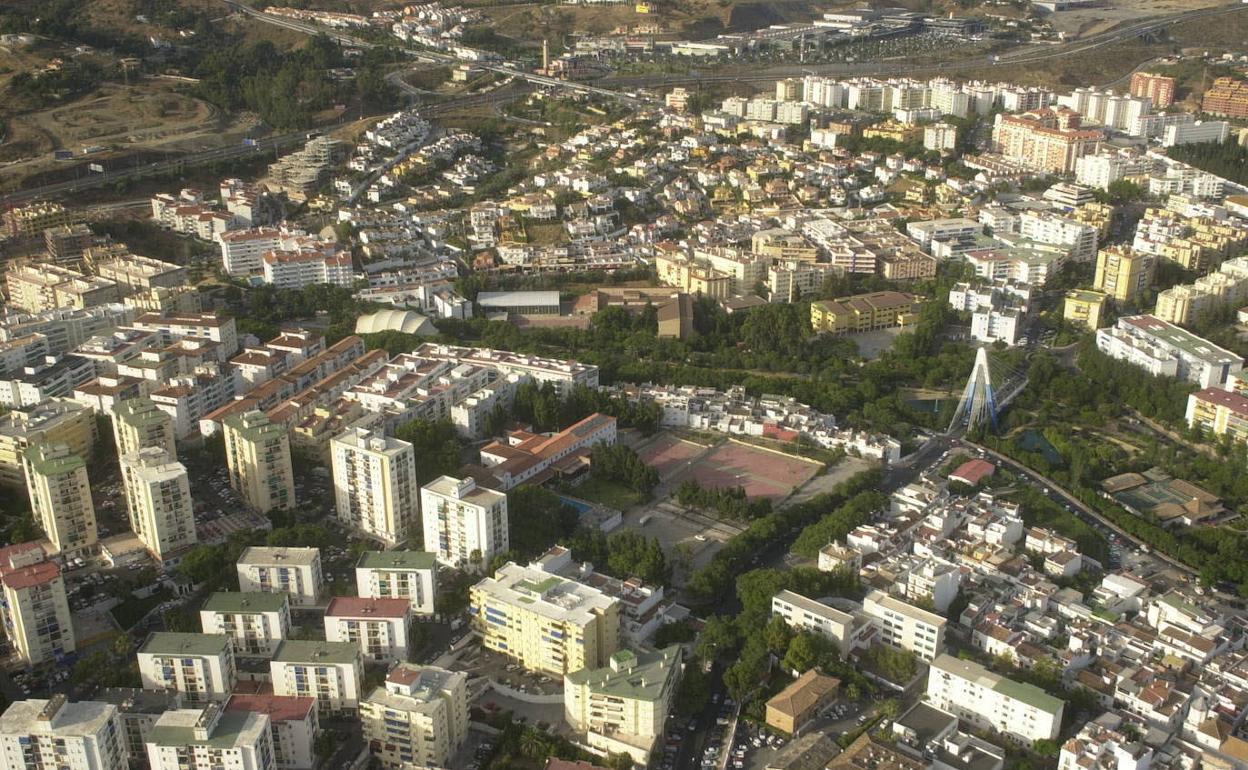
[571,478,646,511]
[110,589,171,630]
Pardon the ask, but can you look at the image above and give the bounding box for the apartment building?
[470,560,621,676]
[411,343,599,396]
[92,252,188,295]
[223,410,296,514]
[355,550,437,616]
[120,447,196,562]
[262,249,353,290]
[137,633,236,703]
[0,398,94,488]
[144,703,274,770]
[564,647,682,764]
[420,475,508,572]
[330,427,418,547]
[771,590,865,657]
[1018,211,1097,262]
[862,590,946,662]
[1093,246,1155,304]
[199,592,291,656]
[45,224,95,263]
[129,312,239,362]
[0,304,136,357]
[270,640,364,717]
[324,597,413,663]
[810,292,923,335]
[1186,387,1248,444]
[1154,256,1248,326]
[1201,77,1248,119]
[906,218,982,252]
[0,696,126,770]
[237,547,324,607]
[359,664,469,770]
[926,654,1064,745]
[4,200,75,238]
[6,262,121,314]
[1063,290,1109,332]
[991,108,1103,174]
[1129,72,1176,108]
[0,543,75,666]
[112,397,177,459]
[1097,315,1242,388]
[224,693,318,770]
[24,442,97,556]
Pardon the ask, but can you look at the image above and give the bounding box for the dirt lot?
[1043,0,1228,38]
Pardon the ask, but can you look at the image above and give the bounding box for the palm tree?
[520,729,550,759]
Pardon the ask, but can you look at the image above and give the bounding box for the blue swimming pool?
[557,495,591,513]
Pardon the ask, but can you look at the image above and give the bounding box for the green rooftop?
[148,711,264,750]
[272,640,361,665]
[223,410,287,441]
[992,677,1064,716]
[565,645,681,702]
[201,591,289,614]
[140,632,231,657]
[357,550,437,571]
[23,444,85,477]
[517,576,562,595]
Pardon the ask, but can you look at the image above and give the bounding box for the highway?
[602,2,1248,89]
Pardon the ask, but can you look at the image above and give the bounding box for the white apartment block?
[1096,315,1242,389]
[224,693,318,770]
[324,597,413,663]
[359,664,469,770]
[355,550,437,616]
[420,475,508,572]
[137,633,237,704]
[927,654,1065,745]
[972,307,1024,346]
[1018,211,1098,262]
[145,703,274,770]
[0,543,76,666]
[0,697,127,770]
[862,590,946,662]
[564,647,682,765]
[199,591,291,656]
[331,427,418,547]
[120,447,197,562]
[112,397,177,459]
[270,640,364,717]
[129,312,239,362]
[236,547,324,607]
[0,304,136,357]
[262,250,353,290]
[907,218,983,253]
[223,410,296,514]
[411,343,599,396]
[23,442,97,556]
[772,589,865,657]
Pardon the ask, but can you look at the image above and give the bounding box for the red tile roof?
[325,596,410,618]
[950,459,996,486]
[226,692,315,722]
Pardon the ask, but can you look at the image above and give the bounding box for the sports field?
[687,441,821,500]
[637,433,707,481]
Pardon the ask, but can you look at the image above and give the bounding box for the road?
[601,2,1248,90]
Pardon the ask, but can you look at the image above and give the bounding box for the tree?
[506,486,578,559]
[783,632,826,674]
[1034,739,1060,758]
[763,615,793,654]
[695,615,739,662]
[393,418,462,484]
[606,530,668,585]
